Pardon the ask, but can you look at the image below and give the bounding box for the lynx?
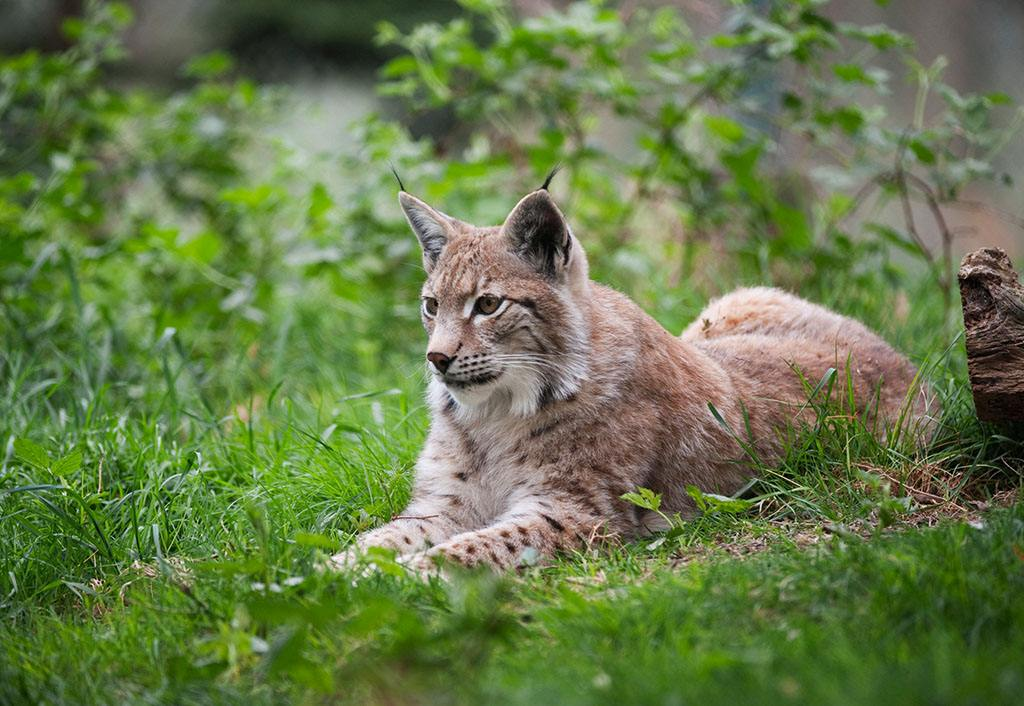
[333,181,938,575]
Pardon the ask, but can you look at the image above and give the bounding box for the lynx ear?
[399,192,458,272]
[502,190,572,278]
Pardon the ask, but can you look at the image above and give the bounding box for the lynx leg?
[407,500,600,573]
[331,498,465,567]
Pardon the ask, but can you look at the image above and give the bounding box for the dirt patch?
[667,486,1020,569]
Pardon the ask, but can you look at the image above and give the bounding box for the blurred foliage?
[0,0,1020,414]
[212,0,458,65]
[375,0,1021,316]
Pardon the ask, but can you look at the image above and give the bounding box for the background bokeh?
[4,0,1022,257]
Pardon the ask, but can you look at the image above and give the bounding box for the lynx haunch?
[333,184,938,574]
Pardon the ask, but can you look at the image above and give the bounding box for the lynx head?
[399,184,591,419]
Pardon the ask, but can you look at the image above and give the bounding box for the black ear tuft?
[540,164,561,191]
[503,190,571,278]
[399,192,453,272]
[389,163,406,192]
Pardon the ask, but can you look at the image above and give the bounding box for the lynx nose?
[427,351,453,374]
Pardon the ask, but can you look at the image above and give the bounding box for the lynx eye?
[422,296,438,317]
[474,294,503,316]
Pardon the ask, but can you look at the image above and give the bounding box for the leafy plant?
[376,0,1022,326]
[622,485,755,550]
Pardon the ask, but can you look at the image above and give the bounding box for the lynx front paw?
[328,547,360,570]
[399,551,448,581]
[321,546,378,581]
[324,542,440,582]
[416,538,519,573]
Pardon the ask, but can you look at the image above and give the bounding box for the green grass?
[3,3,1023,702]
[2,491,1022,705]
[1,266,1023,705]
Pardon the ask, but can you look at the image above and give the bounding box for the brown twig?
[831,177,884,231]
[892,137,952,320]
[902,172,955,303]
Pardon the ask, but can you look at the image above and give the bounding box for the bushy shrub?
[0,0,1019,411]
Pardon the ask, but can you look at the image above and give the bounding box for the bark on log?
[958,247,1024,422]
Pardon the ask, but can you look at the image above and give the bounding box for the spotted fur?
[332,188,940,575]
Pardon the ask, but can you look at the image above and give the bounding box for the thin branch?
[902,172,954,308]
[895,173,932,265]
[892,135,952,320]
[827,175,887,234]
[903,173,952,240]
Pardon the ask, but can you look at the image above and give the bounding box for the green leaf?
[177,230,222,264]
[219,184,285,210]
[184,52,234,79]
[686,486,753,515]
[701,493,754,515]
[704,115,745,143]
[61,18,86,41]
[909,139,936,165]
[107,2,134,28]
[307,183,333,222]
[685,485,708,512]
[14,439,51,471]
[769,203,812,251]
[621,487,662,512]
[833,106,866,134]
[840,23,912,51]
[381,55,418,78]
[833,63,870,84]
[51,450,82,476]
[292,532,341,551]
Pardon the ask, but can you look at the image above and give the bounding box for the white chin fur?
[446,379,502,408]
[428,370,544,419]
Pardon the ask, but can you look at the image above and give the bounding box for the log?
[958,247,1024,422]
